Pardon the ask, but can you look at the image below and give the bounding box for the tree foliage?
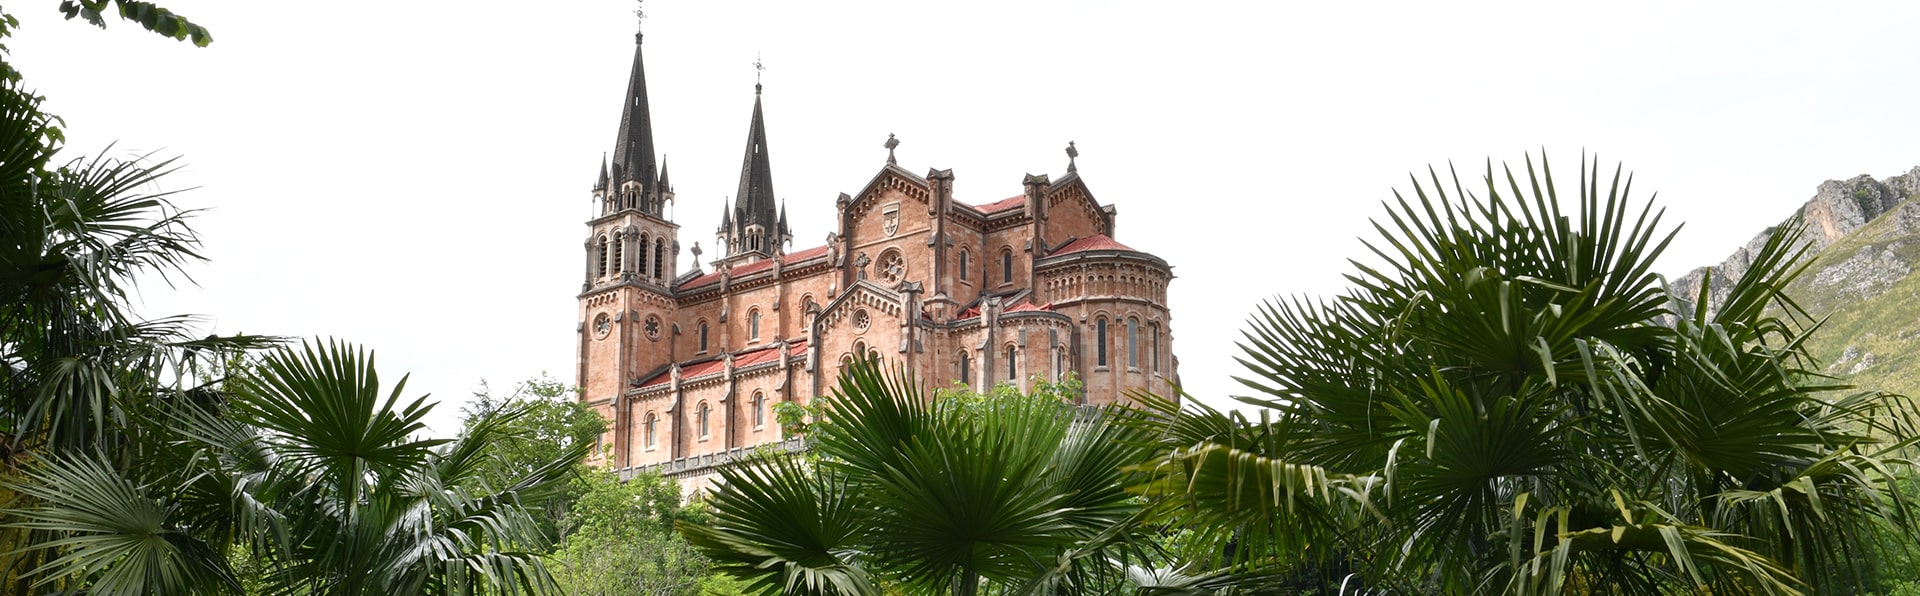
[549,469,730,596]
[57,0,212,46]
[1136,154,1920,594]
[684,366,1172,595]
[460,375,607,540]
[4,340,585,595]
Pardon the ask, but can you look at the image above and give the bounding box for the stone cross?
[885,133,899,165]
[1066,141,1079,173]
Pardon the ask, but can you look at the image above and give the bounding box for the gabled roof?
[677,244,830,291]
[636,339,807,389]
[961,195,1025,215]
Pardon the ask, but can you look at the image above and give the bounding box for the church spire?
[611,23,658,198]
[724,77,781,259]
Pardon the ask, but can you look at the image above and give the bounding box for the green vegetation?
[1138,156,1920,594]
[0,14,578,593]
[690,156,1920,595]
[684,368,1168,595]
[1778,202,1920,402]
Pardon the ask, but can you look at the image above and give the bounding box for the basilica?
[575,26,1179,489]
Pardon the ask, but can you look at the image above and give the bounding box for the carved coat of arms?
[881,204,900,237]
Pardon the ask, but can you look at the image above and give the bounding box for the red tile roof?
[963,195,1025,214]
[638,341,801,388]
[1005,301,1054,313]
[955,299,1052,320]
[679,244,831,291]
[1051,234,1137,255]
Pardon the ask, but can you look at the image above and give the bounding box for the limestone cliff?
[1670,166,1920,312]
[1669,165,1920,396]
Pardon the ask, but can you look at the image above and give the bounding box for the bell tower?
[578,24,679,467]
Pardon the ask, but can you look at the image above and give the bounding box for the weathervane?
[754,52,765,93]
[885,133,899,165]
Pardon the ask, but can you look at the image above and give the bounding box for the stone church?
[575,27,1179,489]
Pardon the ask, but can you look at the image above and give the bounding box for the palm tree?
[682,364,1173,595]
[0,67,277,591]
[3,339,581,595]
[1135,154,1920,594]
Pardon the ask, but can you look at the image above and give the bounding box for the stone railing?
[615,437,808,482]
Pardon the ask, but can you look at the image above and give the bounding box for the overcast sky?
[12,1,1920,435]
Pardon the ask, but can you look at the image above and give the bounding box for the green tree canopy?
[684,366,1172,595]
[1139,155,1920,594]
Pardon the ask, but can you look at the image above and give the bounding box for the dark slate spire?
[657,157,671,192]
[611,28,658,196]
[594,154,608,191]
[723,83,781,258]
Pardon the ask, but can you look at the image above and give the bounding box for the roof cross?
[885,133,899,165]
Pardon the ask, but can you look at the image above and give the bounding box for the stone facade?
[575,29,1179,493]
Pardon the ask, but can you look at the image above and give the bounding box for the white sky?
[12,2,1920,435]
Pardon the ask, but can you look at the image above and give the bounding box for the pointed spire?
[727,82,779,256]
[718,203,732,234]
[779,199,790,239]
[611,21,658,195]
[657,156,671,191]
[595,154,608,190]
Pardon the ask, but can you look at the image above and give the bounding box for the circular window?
[877,250,906,284]
[851,308,872,333]
[644,314,662,341]
[592,312,612,340]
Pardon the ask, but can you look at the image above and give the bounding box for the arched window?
[959,249,971,281]
[1006,345,1017,381]
[654,238,666,278]
[1001,248,1014,284]
[1128,318,1139,368]
[596,235,609,278]
[1096,317,1108,367]
[644,412,657,447]
[698,402,711,438]
[958,351,971,386]
[1151,322,1161,372]
[749,309,762,341]
[613,231,625,273]
[639,233,650,278]
[698,321,710,353]
[752,392,765,428]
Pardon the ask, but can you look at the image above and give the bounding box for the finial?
[754,53,764,94]
[1065,141,1079,174]
[884,133,899,165]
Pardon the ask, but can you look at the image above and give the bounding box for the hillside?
[1671,166,1920,396]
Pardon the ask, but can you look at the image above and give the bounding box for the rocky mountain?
[1670,165,1920,395]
